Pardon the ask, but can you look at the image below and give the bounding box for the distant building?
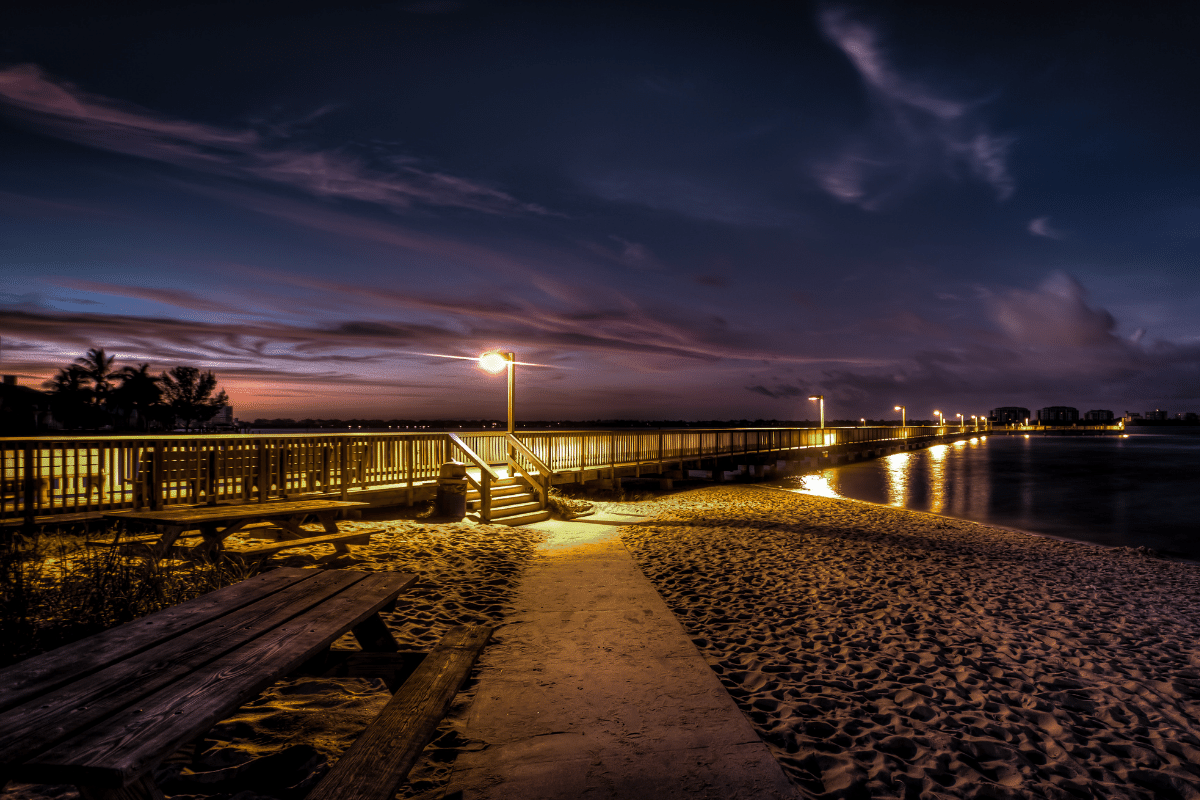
[210,405,234,427]
[1145,409,1168,420]
[990,406,1030,425]
[1037,406,1079,424]
[1084,409,1114,422]
[0,375,55,434]
[1184,412,1199,422]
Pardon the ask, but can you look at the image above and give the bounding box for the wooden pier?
[2,425,990,528]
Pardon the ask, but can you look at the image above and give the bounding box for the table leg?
[190,523,225,562]
[150,525,186,560]
[78,775,166,800]
[352,612,400,653]
[317,511,352,554]
[277,514,306,540]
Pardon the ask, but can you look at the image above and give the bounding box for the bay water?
[782,432,1200,559]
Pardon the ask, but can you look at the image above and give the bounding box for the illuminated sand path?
[622,485,1200,800]
[444,508,799,799]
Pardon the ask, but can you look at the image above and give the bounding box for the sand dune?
[621,485,1200,800]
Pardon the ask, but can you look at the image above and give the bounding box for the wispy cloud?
[814,7,1015,209]
[1028,216,1065,239]
[47,278,248,315]
[0,64,546,216]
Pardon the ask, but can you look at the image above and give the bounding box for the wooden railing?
[1,425,964,525]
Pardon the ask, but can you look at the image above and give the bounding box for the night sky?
[2,1,1198,422]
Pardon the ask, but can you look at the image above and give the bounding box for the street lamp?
[860,418,866,427]
[808,394,824,429]
[972,414,978,431]
[956,413,964,431]
[479,351,515,433]
[934,410,943,428]
[894,405,905,427]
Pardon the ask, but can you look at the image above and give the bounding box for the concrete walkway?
[445,509,800,800]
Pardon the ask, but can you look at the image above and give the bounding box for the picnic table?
[102,499,372,560]
[0,567,493,800]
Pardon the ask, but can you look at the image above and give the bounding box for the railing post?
[151,440,164,511]
[22,443,36,534]
[206,449,217,506]
[257,438,268,503]
[609,432,616,485]
[340,439,349,502]
[481,471,491,522]
[406,437,414,506]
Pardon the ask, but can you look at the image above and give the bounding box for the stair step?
[490,508,552,526]
[470,491,534,510]
[466,484,527,501]
[487,500,543,519]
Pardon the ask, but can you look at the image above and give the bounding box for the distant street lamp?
[894,405,906,427]
[808,394,825,429]
[860,418,866,427]
[479,351,515,433]
[972,414,979,432]
[934,410,944,428]
[956,413,964,431]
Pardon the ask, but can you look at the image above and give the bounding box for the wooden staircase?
[467,475,550,526]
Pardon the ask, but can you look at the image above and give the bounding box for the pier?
[0,425,1017,529]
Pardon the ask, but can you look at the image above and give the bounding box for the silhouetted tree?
[42,366,103,429]
[73,348,118,407]
[110,364,163,431]
[160,366,228,430]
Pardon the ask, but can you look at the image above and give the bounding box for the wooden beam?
[304,625,492,800]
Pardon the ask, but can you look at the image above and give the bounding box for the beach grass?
[0,528,253,667]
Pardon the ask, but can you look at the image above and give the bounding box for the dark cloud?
[0,64,547,217]
[745,384,808,399]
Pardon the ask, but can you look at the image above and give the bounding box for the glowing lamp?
[479,351,509,374]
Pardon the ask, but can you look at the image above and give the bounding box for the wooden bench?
[306,624,492,800]
[223,528,383,568]
[0,567,419,800]
[102,499,371,560]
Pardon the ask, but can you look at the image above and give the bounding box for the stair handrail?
[448,433,499,522]
[505,433,553,504]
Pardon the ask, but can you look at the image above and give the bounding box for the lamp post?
[972,414,978,432]
[479,351,515,433]
[934,410,943,428]
[860,418,866,427]
[808,394,824,429]
[894,405,905,427]
[956,413,964,431]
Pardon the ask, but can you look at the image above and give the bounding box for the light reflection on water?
[884,451,910,507]
[783,433,1200,559]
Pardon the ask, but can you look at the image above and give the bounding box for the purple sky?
[2,1,1198,421]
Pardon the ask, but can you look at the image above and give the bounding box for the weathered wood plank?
[0,569,310,715]
[228,529,380,559]
[0,570,370,766]
[24,572,416,788]
[105,499,367,525]
[304,624,492,800]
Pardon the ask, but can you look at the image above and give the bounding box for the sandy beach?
[621,485,1200,799]
[2,519,545,800]
[7,484,1200,800]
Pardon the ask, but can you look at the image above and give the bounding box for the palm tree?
[111,364,163,430]
[42,366,96,429]
[73,348,118,407]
